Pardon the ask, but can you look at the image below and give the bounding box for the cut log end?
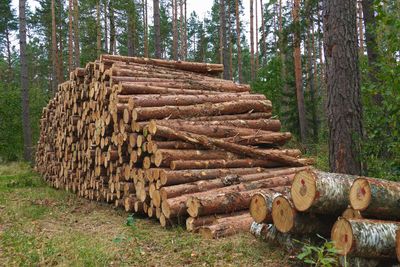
[290,170,317,212]
[250,193,269,224]
[349,178,371,211]
[342,207,362,219]
[331,218,353,256]
[186,197,200,218]
[272,195,294,233]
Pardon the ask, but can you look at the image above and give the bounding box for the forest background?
[0,0,399,179]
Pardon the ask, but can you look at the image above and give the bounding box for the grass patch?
[0,163,287,266]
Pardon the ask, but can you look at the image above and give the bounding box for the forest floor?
[0,162,290,266]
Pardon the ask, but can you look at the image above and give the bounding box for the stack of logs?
[35,54,314,239]
[250,168,400,265]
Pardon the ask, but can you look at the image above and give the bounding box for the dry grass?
[0,163,290,266]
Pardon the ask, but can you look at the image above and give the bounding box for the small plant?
[295,235,339,267]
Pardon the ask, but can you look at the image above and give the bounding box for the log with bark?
[349,177,400,220]
[331,217,400,259]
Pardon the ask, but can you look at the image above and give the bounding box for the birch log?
[331,218,400,258]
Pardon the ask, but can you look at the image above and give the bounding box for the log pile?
[35,54,313,238]
[250,168,400,265]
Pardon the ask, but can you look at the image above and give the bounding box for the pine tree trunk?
[293,0,307,142]
[179,0,184,60]
[278,0,289,123]
[235,0,242,83]
[68,0,74,72]
[250,0,255,80]
[104,0,108,53]
[255,0,259,70]
[51,0,59,93]
[154,0,162,58]
[19,0,32,162]
[260,0,267,64]
[220,0,229,79]
[57,0,63,82]
[172,0,178,60]
[143,0,148,57]
[109,1,115,55]
[73,0,80,66]
[96,0,101,56]
[323,0,363,175]
[127,3,135,57]
[362,0,379,85]
[357,1,365,55]
[5,24,12,69]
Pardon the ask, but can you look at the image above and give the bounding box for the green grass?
[0,163,288,266]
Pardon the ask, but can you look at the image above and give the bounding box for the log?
[186,211,248,232]
[184,112,272,121]
[198,213,253,239]
[118,82,222,95]
[250,222,309,254]
[101,54,224,74]
[331,218,400,258]
[186,187,287,218]
[133,100,272,121]
[271,195,334,235]
[159,167,268,187]
[116,93,265,107]
[349,177,400,220]
[250,191,278,224]
[149,125,312,166]
[159,167,308,202]
[153,149,239,167]
[170,159,283,170]
[290,170,355,214]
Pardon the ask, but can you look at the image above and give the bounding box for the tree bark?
[198,213,253,239]
[357,1,365,55]
[323,0,363,174]
[68,0,74,72]
[186,211,248,232]
[51,0,59,93]
[108,0,116,54]
[250,0,255,80]
[153,0,161,58]
[235,0,242,83]
[73,0,80,65]
[143,0,148,57]
[290,169,355,214]
[103,0,108,52]
[19,0,32,162]
[293,0,307,142]
[350,178,400,220]
[96,0,102,56]
[220,0,229,79]
[171,0,178,60]
[362,0,379,86]
[255,0,259,70]
[260,0,267,64]
[332,218,400,258]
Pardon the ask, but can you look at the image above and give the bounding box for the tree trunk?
[57,0,63,82]
[235,0,242,83]
[171,0,178,60]
[278,0,289,123]
[104,0,108,53]
[255,0,259,70]
[127,5,135,57]
[153,0,161,58]
[323,0,363,174]
[290,169,355,214]
[51,0,59,93]
[143,0,148,57]
[250,0,255,80]
[293,0,307,142]
[250,191,280,223]
[170,159,284,170]
[108,1,115,54]
[96,0,101,56]
[260,0,267,64]
[332,218,400,258]
[179,0,184,60]
[350,178,400,220]
[73,0,80,66]
[362,0,379,86]
[68,0,74,72]
[220,0,229,79]
[19,0,32,162]
[357,1,365,55]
